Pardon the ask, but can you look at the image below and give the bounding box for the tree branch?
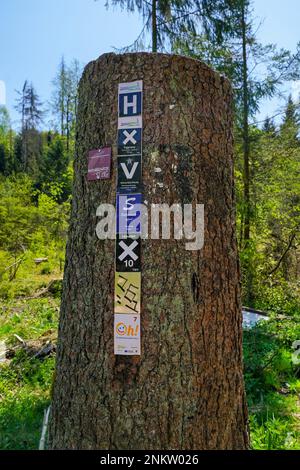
[268,232,298,275]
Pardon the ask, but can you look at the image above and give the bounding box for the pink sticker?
[87,147,111,180]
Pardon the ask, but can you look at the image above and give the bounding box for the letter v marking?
[121,161,139,179]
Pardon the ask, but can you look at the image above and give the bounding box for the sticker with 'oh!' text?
[114,313,140,355]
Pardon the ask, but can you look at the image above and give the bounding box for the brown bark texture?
[48,52,249,450]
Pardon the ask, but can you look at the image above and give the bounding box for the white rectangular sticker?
[114,314,141,355]
[118,116,142,130]
[118,80,143,95]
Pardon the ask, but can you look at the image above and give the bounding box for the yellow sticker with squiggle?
[114,272,141,314]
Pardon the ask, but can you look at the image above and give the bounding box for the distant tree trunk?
[21,129,28,171]
[20,82,27,171]
[61,107,64,137]
[66,94,70,152]
[241,6,250,243]
[48,52,249,450]
[152,0,157,52]
[241,5,253,304]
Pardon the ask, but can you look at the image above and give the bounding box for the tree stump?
[48,53,249,450]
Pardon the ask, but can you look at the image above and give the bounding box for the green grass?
[244,322,300,449]
[0,353,54,449]
[0,296,58,449]
[0,297,59,343]
[250,411,299,450]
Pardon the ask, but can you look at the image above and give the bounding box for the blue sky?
[1,0,299,128]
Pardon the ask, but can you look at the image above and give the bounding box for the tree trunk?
[152,0,158,53]
[66,95,70,152]
[241,5,253,305]
[242,10,250,246]
[48,52,249,450]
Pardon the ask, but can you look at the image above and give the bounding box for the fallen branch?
[13,334,26,346]
[39,406,51,450]
[5,257,24,281]
[21,278,63,300]
[5,330,57,361]
[34,258,48,265]
[33,342,56,359]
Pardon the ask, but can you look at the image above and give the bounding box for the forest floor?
[0,275,299,449]
[0,272,60,450]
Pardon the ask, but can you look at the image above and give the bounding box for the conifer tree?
[15,81,43,174]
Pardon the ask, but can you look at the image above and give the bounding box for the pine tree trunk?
[48,53,249,450]
[152,0,158,53]
[241,5,253,304]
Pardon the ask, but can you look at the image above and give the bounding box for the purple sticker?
[116,193,142,235]
[87,147,111,180]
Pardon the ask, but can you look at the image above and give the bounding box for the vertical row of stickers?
[114,80,143,355]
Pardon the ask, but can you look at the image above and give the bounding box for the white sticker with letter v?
[120,161,139,180]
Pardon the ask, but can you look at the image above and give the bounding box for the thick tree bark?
[49,53,249,450]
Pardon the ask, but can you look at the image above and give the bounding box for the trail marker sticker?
[118,128,141,156]
[117,155,142,193]
[119,92,142,117]
[116,235,141,272]
[114,272,141,314]
[118,80,143,118]
[118,116,142,130]
[114,314,140,355]
[87,147,111,180]
[116,193,142,235]
[118,80,143,94]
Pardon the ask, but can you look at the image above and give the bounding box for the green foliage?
[0,354,54,449]
[0,174,68,286]
[38,136,72,202]
[174,27,300,122]
[40,264,51,275]
[253,281,300,318]
[236,98,300,305]
[0,174,40,253]
[106,0,199,51]
[250,413,299,450]
[175,1,300,304]
[0,111,14,176]
[244,309,300,449]
[0,296,58,449]
[106,1,241,52]
[0,106,10,135]
[0,297,59,341]
[51,57,81,145]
